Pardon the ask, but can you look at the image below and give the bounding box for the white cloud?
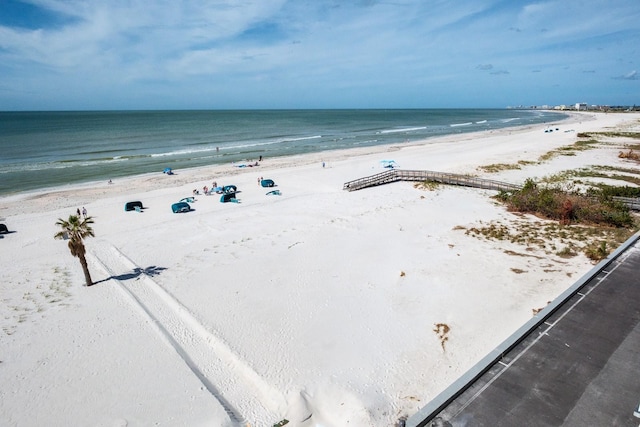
[1,0,639,109]
[614,70,638,80]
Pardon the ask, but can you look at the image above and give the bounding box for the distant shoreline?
[0,108,568,196]
[0,112,580,217]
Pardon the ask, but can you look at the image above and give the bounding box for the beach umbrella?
[380,160,399,169]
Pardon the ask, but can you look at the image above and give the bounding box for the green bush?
[594,185,640,198]
[585,241,610,261]
[500,180,635,228]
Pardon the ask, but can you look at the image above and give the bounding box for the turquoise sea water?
[0,109,566,195]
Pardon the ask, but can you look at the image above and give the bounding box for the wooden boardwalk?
[612,196,640,211]
[342,169,522,192]
[342,169,640,211]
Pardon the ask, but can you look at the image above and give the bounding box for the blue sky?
[0,0,638,110]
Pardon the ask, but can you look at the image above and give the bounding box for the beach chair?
[171,202,191,213]
[124,201,144,211]
[220,193,239,203]
[222,185,237,194]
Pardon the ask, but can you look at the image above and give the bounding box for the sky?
[0,0,638,110]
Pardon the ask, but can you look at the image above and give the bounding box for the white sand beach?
[2,111,640,427]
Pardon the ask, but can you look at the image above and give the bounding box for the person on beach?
[82,207,87,217]
[76,208,81,217]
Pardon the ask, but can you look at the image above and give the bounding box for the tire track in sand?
[89,240,286,426]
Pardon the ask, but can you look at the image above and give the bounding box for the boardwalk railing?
[343,169,521,192]
[612,196,640,211]
[342,169,640,211]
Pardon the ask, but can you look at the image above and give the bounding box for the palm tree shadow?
[94,265,167,285]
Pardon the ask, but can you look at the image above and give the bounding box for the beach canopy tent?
[124,201,143,212]
[163,168,174,175]
[171,202,191,213]
[260,179,275,187]
[0,223,8,233]
[380,160,399,169]
[222,185,237,194]
[220,193,238,203]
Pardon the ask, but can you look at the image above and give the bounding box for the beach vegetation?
[537,138,601,163]
[585,241,610,261]
[556,246,578,258]
[537,151,556,162]
[588,131,640,139]
[496,179,635,228]
[490,178,638,260]
[477,163,521,173]
[548,132,640,169]
[618,149,640,160]
[587,184,640,198]
[573,139,600,149]
[593,165,640,175]
[414,181,439,191]
[460,212,634,262]
[433,323,450,351]
[54,215,95,287]
[532,301,551,316]
[540,166,640,188]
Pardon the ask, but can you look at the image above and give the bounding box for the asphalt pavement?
[407,234,640,427]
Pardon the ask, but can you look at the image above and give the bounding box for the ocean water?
[0,109,566,196]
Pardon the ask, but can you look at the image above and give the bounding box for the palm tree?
[54,214,95,286]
